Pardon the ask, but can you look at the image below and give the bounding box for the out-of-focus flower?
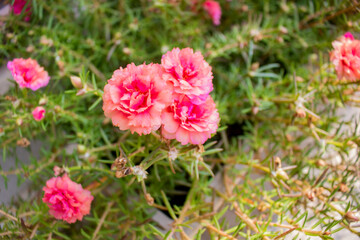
[203,0,221,26]
[330,32,360,81]
[42,174,93,224]
[32,106,46,121]
[7,58,50,91]
[11,0,32,22]
[103,63,173,135]
[161,95,219,145]
[161,48,213,104]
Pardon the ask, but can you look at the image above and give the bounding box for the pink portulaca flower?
[203,0,221,26]
[161,48,213,104]
[161,95,220,145]
[43,174,94,224]
[7,58,50,91]
[32,106,45,121]
[11,0,32,22]
[330,32,360,81]
[103,63,173,135]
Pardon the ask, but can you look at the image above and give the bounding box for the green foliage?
[1,0,360,239]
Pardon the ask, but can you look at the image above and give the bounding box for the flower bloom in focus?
[11,0,32,21]
[102,63,173,135]
[32,106,45,121]
[330,32,360,81]
[42,174,93,224]
[7,58,50,91]
[203,0,221,26]
[161,48,213,104]
[161,95,219,145]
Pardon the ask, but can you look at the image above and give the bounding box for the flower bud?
[345,211,360,222]
[77,144,87,154]
[39,97,48,105]
[145,193,154,205]
[70,76,83,89]
[16,118,23,126]
[275,168,289,180]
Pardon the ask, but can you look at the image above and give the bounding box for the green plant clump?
[1,0,360,239]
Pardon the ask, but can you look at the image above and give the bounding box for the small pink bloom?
[102,63,173,135]
[161,48,213,104]
[330,33,360,81]
[203,0,221,26]
[344,32,354,40]
[32,106,45,121]
[42,174,94,224]
[7,58,50,91]
[11,0,32,22]
[53,166,62,176]
[161,95,220,145]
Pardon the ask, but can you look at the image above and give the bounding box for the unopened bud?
[279,26,288,34]
[339,183,349,193]
[275,168,289,180]
[77,144,87,154]
[316,159,326,167]
[252,106,259,115]
[251,62,260,71]
[305,189,315,201]
[70,76,83,89]
[16,118,23,126]
[345,211,360,222]
[53,166,63,176]
[123,47,132,55]
[295,108,306,118]
[39,97,47,105]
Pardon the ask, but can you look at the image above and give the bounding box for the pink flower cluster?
[103,47,220,145]
[330,32,360,81]
[43,174,94,223]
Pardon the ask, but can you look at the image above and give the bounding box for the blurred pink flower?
[43,174,93,224]
[203,0,221,26]
[103,63,173,135]
[161,95,219,145]
[161,48,213,104]
[32,106,45,121]
[330,32,360,81]
[7,58,50,91]
[11,0,32,22]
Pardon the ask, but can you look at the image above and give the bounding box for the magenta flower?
[330,32,360,81]
[42,174,94,224]
[161,95,220,145]
[203,0,221,26]
[7,58,50,91]
[11,0,32,22]
[102,63,173,135]
[32,106,45,121]
[161,48,213,104]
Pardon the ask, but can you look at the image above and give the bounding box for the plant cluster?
[1,0,360,239]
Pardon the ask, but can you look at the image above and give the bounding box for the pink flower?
[32,106,45,121]
[161,95,220,145]
[161,48,213,104]
[42,174,94,224]
[7,58,50,91]
[102,63,173,135]
[330,33,360,81]
[203,0,221,26]
[11,0,32,22]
